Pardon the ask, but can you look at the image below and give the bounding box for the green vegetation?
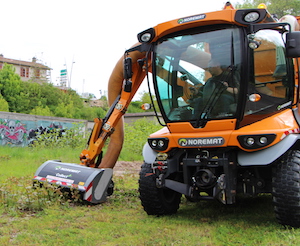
[0,145,300,245]
[120,118,162,161]
[235,0,300,17]
[29,119,161,159]
[0,64,153,120]
[0,122,299,245]
[30,122,87,149]
[0,64,97,120]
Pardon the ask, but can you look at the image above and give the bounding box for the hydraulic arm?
[33,44,150,204]
[79,44,150,168]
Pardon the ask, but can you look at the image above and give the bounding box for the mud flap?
[33,160,113,204]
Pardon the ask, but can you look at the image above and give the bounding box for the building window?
[34,68,40,78]
[20,67,29,77]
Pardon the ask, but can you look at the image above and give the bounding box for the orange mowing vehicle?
[34,2,300,227]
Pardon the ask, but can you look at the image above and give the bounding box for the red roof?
[0,55,51,70]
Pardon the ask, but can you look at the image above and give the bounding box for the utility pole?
[69,58,75,88]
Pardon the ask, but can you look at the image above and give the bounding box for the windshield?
[153,26,241,125]
[243,29,294,121]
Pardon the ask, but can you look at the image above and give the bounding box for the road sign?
[60,69,67,76]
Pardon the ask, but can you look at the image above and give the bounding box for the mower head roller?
[33,160,113,203]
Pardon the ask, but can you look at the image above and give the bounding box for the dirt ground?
[113,161,142,176]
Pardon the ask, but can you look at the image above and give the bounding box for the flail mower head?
[33,160,113,203]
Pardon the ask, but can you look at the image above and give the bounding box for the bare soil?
[113,161,142,176]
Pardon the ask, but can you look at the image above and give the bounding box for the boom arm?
[80,44,149,168]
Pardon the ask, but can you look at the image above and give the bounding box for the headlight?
[238,134,276,149]
[137,28,156,43]
[246,137,255,146]
[259,136,268,144]
[151,140,157,147]
[148,138,169,151]
[235,9,267,25]
[158,140,165,148]
[140,33,152,42]
[244,12,260,22]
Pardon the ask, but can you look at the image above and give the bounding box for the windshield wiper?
[195,81,227,127]
[195,66,234,127]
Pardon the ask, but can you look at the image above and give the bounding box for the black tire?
[272,150,300,227]
[138,162,182,215]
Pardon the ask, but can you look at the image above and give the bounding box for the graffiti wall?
[0,112,87,147]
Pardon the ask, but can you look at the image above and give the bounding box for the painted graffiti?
[28,123,66,146]
[0,119,27,146]
[0,119,72,147]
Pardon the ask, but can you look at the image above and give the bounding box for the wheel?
[272,150,300,227]
[107,180,114,196]
[138,162,182,215]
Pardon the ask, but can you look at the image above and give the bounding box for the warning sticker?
[46,175,74,184]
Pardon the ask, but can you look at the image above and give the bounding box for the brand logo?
[178,137,224,147]
[55,166,81,174]
[178,14,206,24]
[56,173,72,178]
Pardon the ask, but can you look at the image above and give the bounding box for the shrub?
[120,118,162,161]
[30,123,88,149]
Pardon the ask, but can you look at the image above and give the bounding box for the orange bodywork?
[149,109,300,152]
[80,5,300,168]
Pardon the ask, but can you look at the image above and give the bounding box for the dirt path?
[113,161,142,176]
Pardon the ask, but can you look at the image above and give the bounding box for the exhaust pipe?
[33,160,113,203]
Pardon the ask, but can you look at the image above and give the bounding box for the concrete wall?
[0,111,87,147]
[0,111,162,147]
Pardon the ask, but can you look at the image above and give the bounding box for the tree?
[39,83,64,113]
[140,91,152,104]
[30,104,53,116]
[235,0,300,18]
[0,94,9,111]
[0,63,108,119]
[54,101,75,118]
[0,64,24,112]
[127,101,144,113]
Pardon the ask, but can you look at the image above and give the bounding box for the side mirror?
[141,103,152,110]
[286,32,300,58]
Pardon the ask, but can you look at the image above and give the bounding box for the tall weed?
[31,122,88,149]
[0,176,70,215]
[29,118,161,162]
[0,119,160,214]
[120,118,162,161]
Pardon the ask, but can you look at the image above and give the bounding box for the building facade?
[0,55,51,83]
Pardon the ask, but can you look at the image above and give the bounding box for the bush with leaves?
[0,64,24,112]
[120,118,162,161]
[235,0,300,18]
[30,104,53,116]
[31,123,88,149]
[0,94,9,111]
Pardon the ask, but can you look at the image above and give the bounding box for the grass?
[0,146,300,245]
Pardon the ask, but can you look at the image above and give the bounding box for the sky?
[0,0,240,99]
